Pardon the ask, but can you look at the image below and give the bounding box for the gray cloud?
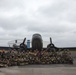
[0,0,76,47]
[38,1,68,17]
[0,15,28,30]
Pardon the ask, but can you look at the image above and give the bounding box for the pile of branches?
[0,49,73,67]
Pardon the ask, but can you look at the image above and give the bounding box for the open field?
[0,51,76,75]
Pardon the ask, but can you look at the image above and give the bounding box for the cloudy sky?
[0,0,76,47]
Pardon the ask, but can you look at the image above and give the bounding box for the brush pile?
[0,49,73,67]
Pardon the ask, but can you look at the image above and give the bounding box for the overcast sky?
[0,0,76,47]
